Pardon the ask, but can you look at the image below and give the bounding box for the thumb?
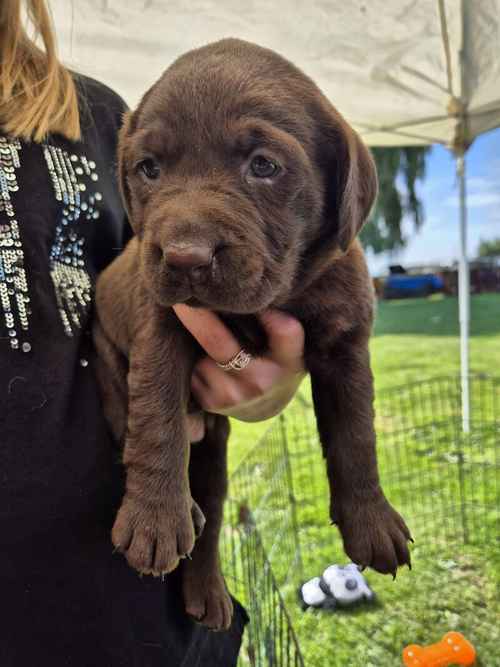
[258,309,305,370]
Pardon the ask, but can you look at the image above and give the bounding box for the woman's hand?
[173,305,306,423]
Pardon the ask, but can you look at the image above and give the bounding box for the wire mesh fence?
[220,500,305,667]
[221,375,500,666]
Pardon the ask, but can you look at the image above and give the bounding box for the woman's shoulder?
[73,73,129,140]
[74,74,128,114]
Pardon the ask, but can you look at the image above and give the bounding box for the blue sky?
[366,127,500,276]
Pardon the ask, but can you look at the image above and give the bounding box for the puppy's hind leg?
[182,414,234,631]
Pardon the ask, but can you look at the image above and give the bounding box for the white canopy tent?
[51,0,500,432]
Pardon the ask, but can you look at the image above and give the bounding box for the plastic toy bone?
[403,632,476,667]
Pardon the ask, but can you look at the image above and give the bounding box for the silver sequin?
[44,146,103,338]
[0,137,31,351]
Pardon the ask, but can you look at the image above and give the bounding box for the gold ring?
[216,349,252,372]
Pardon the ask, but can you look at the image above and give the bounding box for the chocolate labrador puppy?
[94,38,411,631]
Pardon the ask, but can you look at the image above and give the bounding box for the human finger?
[258,309,305,369]
[173,304,242,366]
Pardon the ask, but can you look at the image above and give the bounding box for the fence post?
[457,447,469,545]
[279,413,303,581]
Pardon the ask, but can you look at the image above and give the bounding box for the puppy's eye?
[138,158,160,180]
[250,155,280,179]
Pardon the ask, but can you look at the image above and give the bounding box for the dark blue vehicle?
[383,269,444,299]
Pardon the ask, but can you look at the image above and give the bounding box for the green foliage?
[360,146,431,254]
[478,237,500,257]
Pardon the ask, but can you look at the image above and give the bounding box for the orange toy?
[403,632,476,666]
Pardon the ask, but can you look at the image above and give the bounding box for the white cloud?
[466,176,494,189]
[487,210,500,224]
[444,174,500,208]
[446,192,500,207]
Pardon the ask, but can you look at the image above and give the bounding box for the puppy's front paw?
[183,567,234,631]
[112,495,205,576]
[333,495,412,576]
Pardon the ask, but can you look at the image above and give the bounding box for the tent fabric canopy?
[51,0,500,149]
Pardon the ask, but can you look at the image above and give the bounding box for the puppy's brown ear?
[321,108,378,253]
[117,111,135,220]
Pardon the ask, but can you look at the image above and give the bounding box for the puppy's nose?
[164,244,213,271]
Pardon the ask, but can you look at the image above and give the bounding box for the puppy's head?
[118,38,377,312]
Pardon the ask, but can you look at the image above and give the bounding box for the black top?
[0,75,245,666]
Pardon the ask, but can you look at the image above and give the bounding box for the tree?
[360,146,431,255]
[478,238,500,257]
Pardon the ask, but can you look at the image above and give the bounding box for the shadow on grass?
[299,595,384,617]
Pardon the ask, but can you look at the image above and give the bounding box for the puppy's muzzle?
[164,242,214,282]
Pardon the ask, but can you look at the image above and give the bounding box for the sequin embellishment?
[0,137,31,351]
[44,146,101,337]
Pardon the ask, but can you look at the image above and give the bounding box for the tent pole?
[456,153,470,433]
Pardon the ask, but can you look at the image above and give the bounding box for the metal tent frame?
[355,0,500,432]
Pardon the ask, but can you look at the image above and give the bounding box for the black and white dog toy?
[299,563,375,610]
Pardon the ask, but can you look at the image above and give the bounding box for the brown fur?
[94,38,411,631]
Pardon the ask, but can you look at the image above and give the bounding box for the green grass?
[229,293,500,468]
[371,293,500,390]
[226,409,499,666]
[224,294,500,666]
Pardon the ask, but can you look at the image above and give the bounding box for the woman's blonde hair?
[0,0,81,142]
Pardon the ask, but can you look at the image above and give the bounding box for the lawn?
[228,293,500,468]
[224,293,500,666]
[371,293,500,390]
